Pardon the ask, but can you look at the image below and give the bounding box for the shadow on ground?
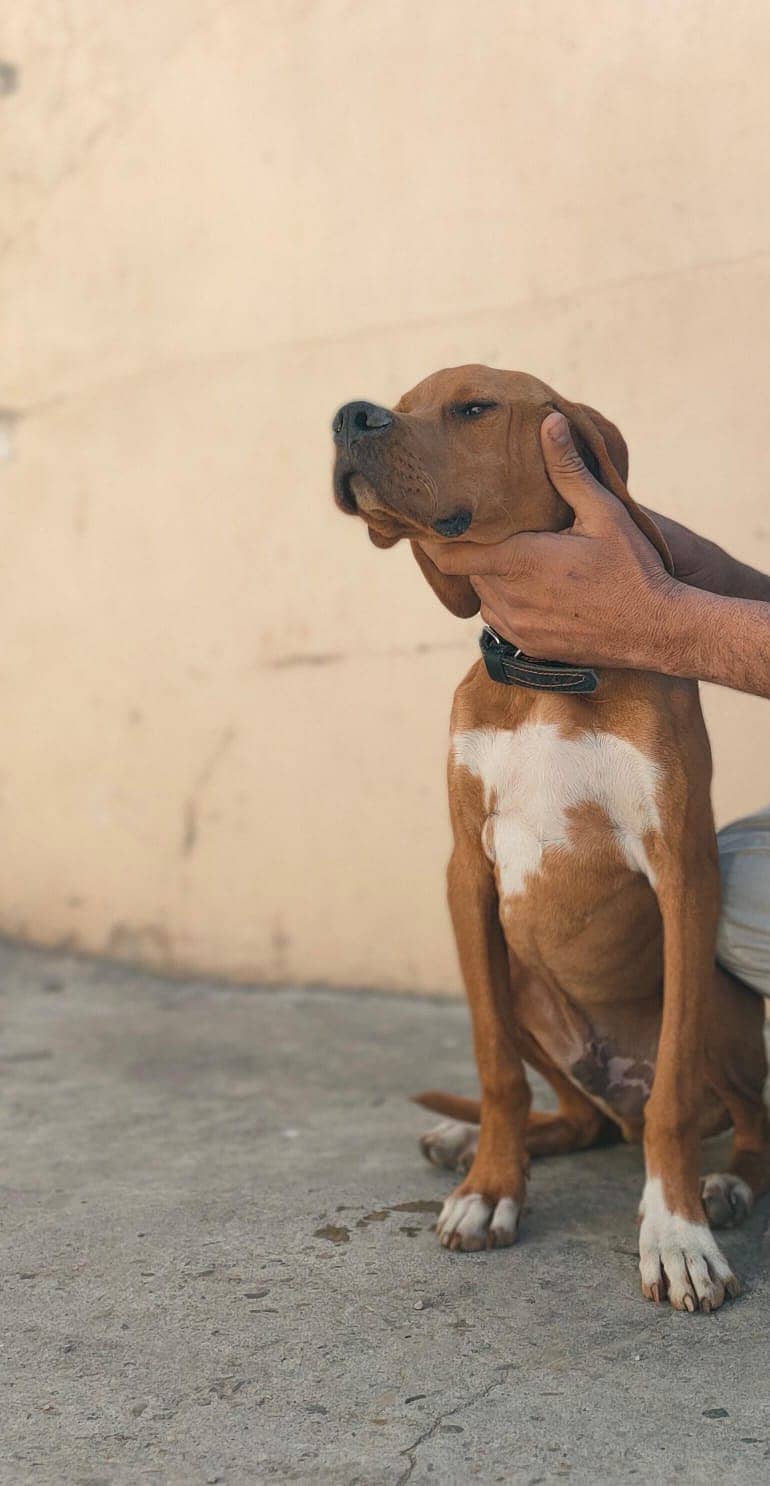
[1,944,768,1484]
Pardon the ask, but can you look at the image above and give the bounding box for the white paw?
[700,1172,753,1229]
[436,1190,520,1252]
[639,1177,740,1312]
[420,1119,478,1173]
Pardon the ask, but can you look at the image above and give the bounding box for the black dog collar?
[480,625,599,694]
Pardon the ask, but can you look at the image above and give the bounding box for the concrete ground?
[1,944,769,1486]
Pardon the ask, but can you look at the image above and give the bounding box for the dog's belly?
[520,973,660,1130]
[453,721,664,1004]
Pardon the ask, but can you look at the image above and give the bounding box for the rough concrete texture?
[1,943,769,1485]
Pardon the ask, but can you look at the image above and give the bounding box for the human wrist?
[644,580,723,681]
[625,576,704,676]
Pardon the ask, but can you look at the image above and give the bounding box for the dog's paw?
[700,1172,753,1229]
[420,1119,478,1173]
[436,1190,520,1252]
[638,1178,740,1312]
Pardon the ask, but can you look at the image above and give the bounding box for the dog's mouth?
[334,468,360,514]
[334,464,385,514]
[333,466,404,546]
[334,475,389,523]
[335,466,473,545]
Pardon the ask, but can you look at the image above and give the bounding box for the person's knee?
[717,805,770,998]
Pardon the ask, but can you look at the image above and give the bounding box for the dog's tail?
[411,1089,481,1123]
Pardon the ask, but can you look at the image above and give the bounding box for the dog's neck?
[479,626,600,695]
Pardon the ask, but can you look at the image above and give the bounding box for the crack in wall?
[265,639,473,670]
[180,725,236,857]
[8,244,770,418]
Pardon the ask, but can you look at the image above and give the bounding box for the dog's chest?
[452,722,661,897]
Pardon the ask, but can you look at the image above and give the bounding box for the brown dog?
[332,365,770,1311]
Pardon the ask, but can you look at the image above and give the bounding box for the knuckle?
[556,449,587,476]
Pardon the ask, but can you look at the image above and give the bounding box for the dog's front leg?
[641,838,739,1311]
[436,846,531,1252]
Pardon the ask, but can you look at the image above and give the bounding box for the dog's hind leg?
[419,1116,478,1173]
[418,1100,616,1173]
[417,1035,619,1171]
[701,965,770,1228]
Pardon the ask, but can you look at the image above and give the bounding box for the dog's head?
[332,364,672,618]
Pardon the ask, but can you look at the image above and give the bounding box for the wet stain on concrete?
[317,1199,443,1246]
[313,1224,351,1245]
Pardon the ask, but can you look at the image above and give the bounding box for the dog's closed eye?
[450,401,498,419]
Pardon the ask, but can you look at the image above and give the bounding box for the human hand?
[418,411,683,670]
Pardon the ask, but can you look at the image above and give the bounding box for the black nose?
[332,400,393,447]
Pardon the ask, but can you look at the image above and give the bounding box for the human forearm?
[644,509,770,601]
[648,585,770,698]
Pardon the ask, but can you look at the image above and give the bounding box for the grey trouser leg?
[717,804,770,998]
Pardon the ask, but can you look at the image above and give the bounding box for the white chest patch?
[453,723,661,897]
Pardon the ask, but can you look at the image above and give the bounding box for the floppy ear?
[557,399,674,575]
[409,540,481,618]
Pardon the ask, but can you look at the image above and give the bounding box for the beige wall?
[1,1,769,992]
